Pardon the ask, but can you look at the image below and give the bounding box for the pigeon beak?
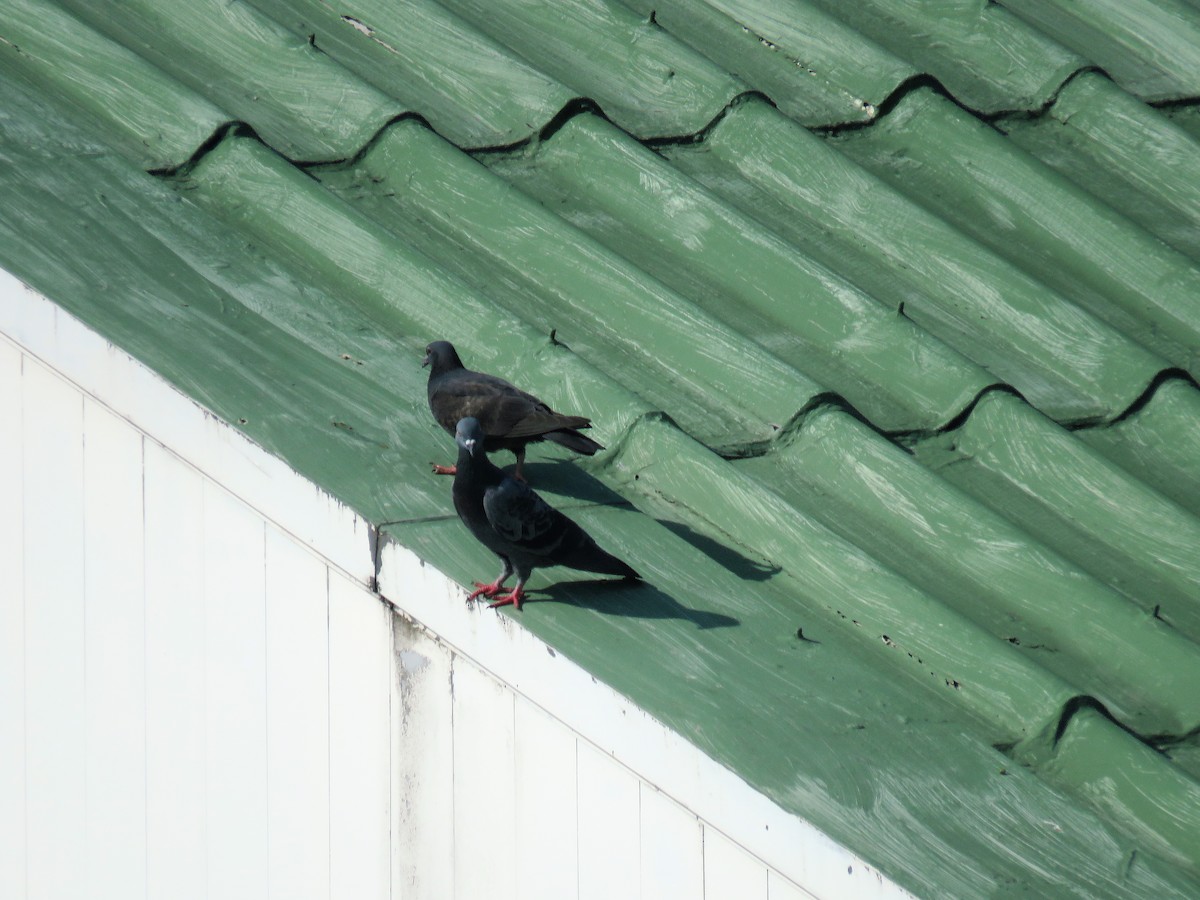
[461,437,476,453]
[421,353,431,368]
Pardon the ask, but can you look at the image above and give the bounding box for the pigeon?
[424,340,603,480]
[451,417,640,610]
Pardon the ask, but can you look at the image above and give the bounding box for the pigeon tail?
[561,544,641,580]
[544,428,604,456]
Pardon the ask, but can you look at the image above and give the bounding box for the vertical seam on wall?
[325,563,332,900]
[140,432,150,900]
[262,520,271,899]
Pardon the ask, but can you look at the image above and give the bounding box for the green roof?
[4,0,1200,894]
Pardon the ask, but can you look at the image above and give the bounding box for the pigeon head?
[422,340,464,376]
[455,417,486,457]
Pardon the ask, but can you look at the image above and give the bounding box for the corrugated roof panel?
[999,71,1200,265]
[51,0,402,162]
[1077,378,1200,518]
[482,112,992,433]
[314,121,815,446]
[663,96,1161,423]
[620,0,913,126]
[245,0,575,148]
[805,0,1085,112]
[1000,0,1200,101]
[732,406,1200,740]
[915,392,1200,648]
[833,87,1200,388]
[0,0,226,169]
[435,0,746,138]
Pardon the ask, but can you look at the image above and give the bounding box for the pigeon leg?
[466,559,513,602]
[512,447,527,482]
[431,462,457,476]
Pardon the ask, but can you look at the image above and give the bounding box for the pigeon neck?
[456,442,500,482]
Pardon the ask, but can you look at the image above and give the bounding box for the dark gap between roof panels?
[1067,369,1199,432]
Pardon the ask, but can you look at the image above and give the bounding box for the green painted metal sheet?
[832,87,1200,388]
[311,121,815,448]
[916,392,1200,646]
[663,96,1162,423]
[1077,378,1200,519]
[52,0,402,162]
[619,0,912,126]
[482,111,991,433]
[1000,72,1200,266]
[1000,0,1200,102]
[434,0,745,139]
[733,405,1200,740]
[806,0,1084,112]
[0,0,226,169]
[245,0,574,148]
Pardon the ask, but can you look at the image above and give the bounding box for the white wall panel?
[640,786,703,899]
[514,697,579,900]
[0,341,25,899]
[328,574,391,900]
[144,442,208,900]
[704,827,769,900]
[452,658,517,900]
[577,742,641,900]
[265,527,330,900]
[769,870,817,900]
[22,358,86,900]
[392,616,454,900]
[203,483,269,900]
[82,400,147,898]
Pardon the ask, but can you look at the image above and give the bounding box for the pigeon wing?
[431,372,548,437]
[482,478,568,558]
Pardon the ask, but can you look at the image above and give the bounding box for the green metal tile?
[311,120,816,448]
[1001,0,1200,102]
[1000,72,1200,266]
[833,87,1200,391]
[915,392,1200,644]
[245,0,574,148]
[0,0,226,169]
[619,0,913,126]
[664,96,1162,423]
[51,0,402,162]
[806,0,1084,112]
[1018,705,1200,875]
[435,0,745,138]
[734,404,1200,740]
[1077,378,1200,519]
[182,133,652,449]
[482,111,992,433]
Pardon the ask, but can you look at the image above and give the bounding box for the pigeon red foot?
[487,585,526,611]
[431,463,457,476]
[466,579,505,601]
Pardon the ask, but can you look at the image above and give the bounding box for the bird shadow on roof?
[531,579,740,630]
[655,519,782,582]
[516,460,631,506]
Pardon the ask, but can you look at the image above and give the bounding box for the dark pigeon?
[452,417,640,610]
[424,340,602,480]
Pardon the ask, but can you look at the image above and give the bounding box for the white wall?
[0,272,907,899]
